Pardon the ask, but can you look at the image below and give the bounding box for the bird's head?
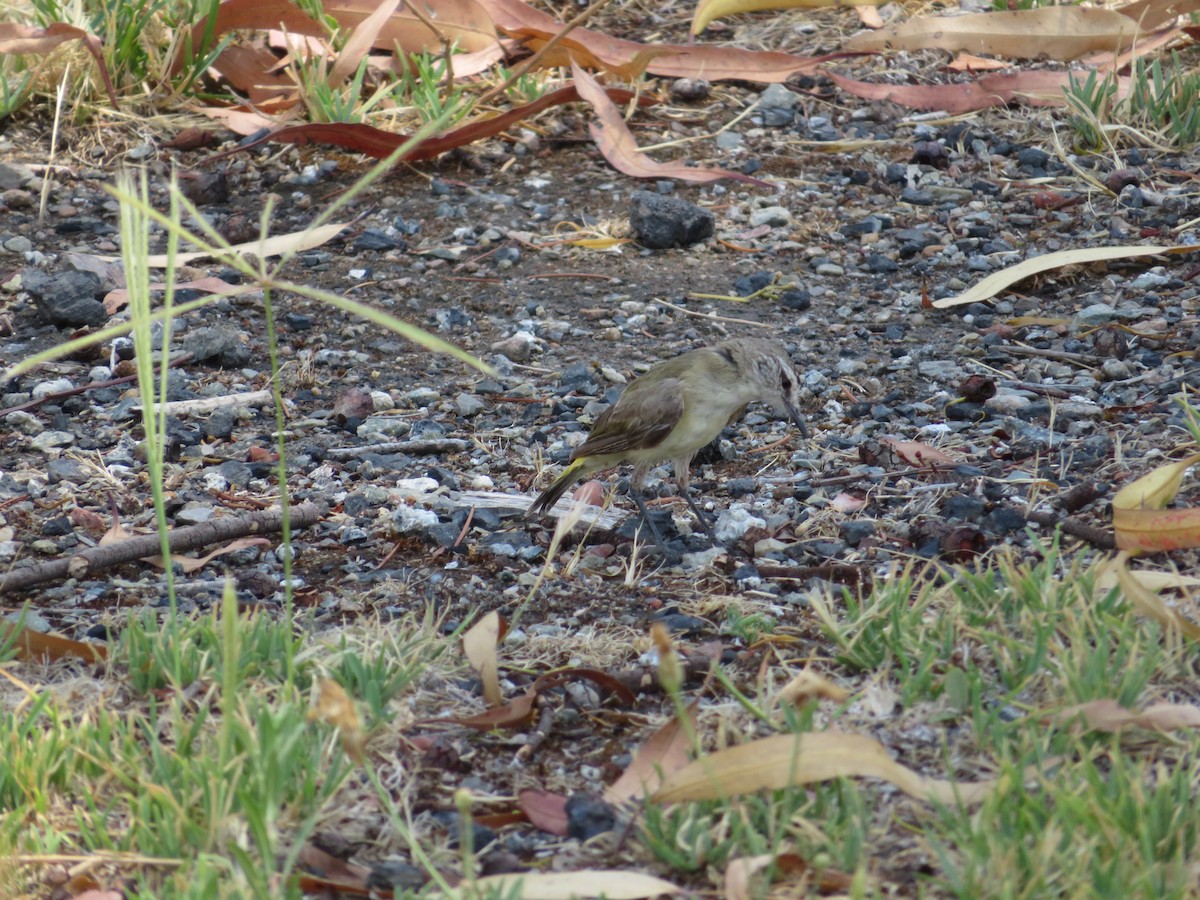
[742,340,809,439]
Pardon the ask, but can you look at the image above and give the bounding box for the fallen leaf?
[826,69,1110,114]
[1048,698,1200,733]
[691,0,882,34]
[97,221,354,267]
[104,276,257,314]
[846,7,1140,61]
[652,731,1005,805]
[463,611,505,707]
[1112,453,1200,553]
[205,85,654,156]
[2,624,108,663]
[148,537,272,574]
[309,679,366,762]
[931,245,1194,309]
[518,788,569,835]
[0,22,118,106]
[478,0,821,83]
[604,702,698,805]
[169,0,499,76]
[1109,551,1200,640]
[446,869,682,899]
[776,670,849,709]
[1117,0,1200,31]
[880,437,959,468]
[571,61,769,188]
[945,52,1011,72]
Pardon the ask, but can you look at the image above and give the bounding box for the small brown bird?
[527,338,808,547]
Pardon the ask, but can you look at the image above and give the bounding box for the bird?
[526,338,808,551]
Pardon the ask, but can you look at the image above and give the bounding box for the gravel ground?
[3,30,1200,887]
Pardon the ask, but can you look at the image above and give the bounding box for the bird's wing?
[572,377,685,458]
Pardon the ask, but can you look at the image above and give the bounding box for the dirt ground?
[3,13,1200,891]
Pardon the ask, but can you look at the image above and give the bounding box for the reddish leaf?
[169,0,498,76]
[208,84,653,152]
[478,0,821,83]
[518,788,569,835]
[0,22,118,106]
[572,62,769,188]
[4,625,108,663]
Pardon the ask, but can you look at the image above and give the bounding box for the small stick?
[0,502,327,594]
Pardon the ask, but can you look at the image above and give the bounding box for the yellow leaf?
[692,0,881,35]
[932,245,1193,309]
[1112,452,1200,512]
[847,7,1140,61]
[462,611,504,707]
[1110,552,1200,641]
[447,869,682,898]
[651,731,999,806]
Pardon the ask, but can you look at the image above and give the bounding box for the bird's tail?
[526,458,590,518]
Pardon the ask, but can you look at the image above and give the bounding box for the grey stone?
[749,206,791,228]
[22,268,106,326]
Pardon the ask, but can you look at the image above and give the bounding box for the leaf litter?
[8,0,1200,894]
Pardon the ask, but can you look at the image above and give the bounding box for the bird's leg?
[675,460,718,545]
[628,466,679,562]
[682,489,718,545]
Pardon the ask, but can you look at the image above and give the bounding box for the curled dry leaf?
[1109,551,1200,641]
[309,678,366,762]
[651,731,1010,806]
[462,610,505,707]
[1112,452,1200,553]
[1117,0,1200,31]
[846,7,1140,61]
[880,437,959,468]
[0,22,119,106]
[2,625,108,663]
[169,0,499,76]
[478,0,820,83]
[827,69,1127,115]
[604,701,698,805]
[1047,698,1200,733]
[776,670,849,709]
[691,0,883,35]
[571,62,769,188]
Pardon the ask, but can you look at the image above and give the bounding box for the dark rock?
[201,409,236,440]
[734,272,774,297]
[942,494,985,520]
[840,520,876,546]
[779,288,811,311]
[22,269,107,326]
[47,457,88,483]
[353,228,401,252]
[726,477,757,498]
[565,793,616,841]
[629,191,714,249]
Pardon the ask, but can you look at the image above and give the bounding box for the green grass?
[1065,54,1200,151]
[0,592,451,898]
[636,541,1200,895]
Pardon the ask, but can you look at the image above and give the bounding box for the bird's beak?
[786,402,809,439]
